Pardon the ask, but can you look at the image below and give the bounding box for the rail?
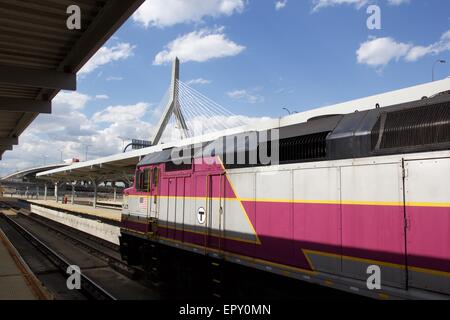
[1,209,117,300]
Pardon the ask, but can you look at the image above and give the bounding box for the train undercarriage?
[119,230,358,300]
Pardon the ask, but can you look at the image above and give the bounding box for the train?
[119,90,450,299]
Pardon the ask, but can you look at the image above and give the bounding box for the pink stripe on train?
[151,202,450,273]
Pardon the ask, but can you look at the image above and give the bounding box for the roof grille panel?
[279,131,329,163]
[371,101,450,150]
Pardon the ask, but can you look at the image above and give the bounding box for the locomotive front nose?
[122,193,129,210]
[121,190,131,213]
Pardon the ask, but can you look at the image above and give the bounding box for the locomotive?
[120,91,450,299]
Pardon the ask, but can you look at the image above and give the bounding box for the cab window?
[136,169,151,192]
[152,167,159,186]
[135,170,142,190]
[142,169,150,191]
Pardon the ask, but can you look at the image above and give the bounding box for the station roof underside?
[37,148,151,182]
[0,0,144,160]
[36,78,450,183]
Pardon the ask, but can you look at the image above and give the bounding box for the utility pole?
[84,144,92,162]
[42,155,48,166]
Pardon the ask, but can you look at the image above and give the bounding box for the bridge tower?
[151,57,189,145]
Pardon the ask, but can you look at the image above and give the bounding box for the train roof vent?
[430,90,450,99]
[279,131,330,163]
[371,101,450,151]
[307,114,343,122]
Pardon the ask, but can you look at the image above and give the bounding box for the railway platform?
[25,199,121,223]
[0,207,51,300]
[15,199,121,245]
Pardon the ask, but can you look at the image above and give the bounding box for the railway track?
[0,200,159,300]
[11,200,143,279]
[0,210,86,299]
[1,200,356,300]
[3,214,116,300]
[17,208,136,278]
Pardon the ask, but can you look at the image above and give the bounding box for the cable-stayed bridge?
[152,58,248,145]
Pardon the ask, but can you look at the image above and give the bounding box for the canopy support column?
[93,183,97,209]
[71,184,75,205]
[54,182,58,202]
[113,181,117,202]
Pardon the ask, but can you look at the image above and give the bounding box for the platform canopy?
[0,0,144,160]
[36,149,146,183]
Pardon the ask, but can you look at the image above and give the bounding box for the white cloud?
[0,91,273,176]
[52,91,91,111]
[275,1,288,10]
[387,0,410,5]
[275,87,295,94]
[95,94,109,100]
[404,46,431,62]
[161,114,273,143]
[442,30,450,41]
[154,27,245,65]
[227,89,265,104]
[357,30,450,67]
[356,37,411,67]
[133,0,245,28]
[312,0,410,11]
[406,31,450,61]
[79,43,135,75]
[105,76,123,81]
[186,78,212,85]
[92,103,150,123]
[0,92,157,176]
[312,0,368,12]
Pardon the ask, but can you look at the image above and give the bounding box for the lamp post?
[282,108,299,115]
[432,59,446,81]
[118,136,130,150]
[83,144,92,162]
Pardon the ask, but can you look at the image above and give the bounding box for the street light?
[118,136,131,150]
[282,108,299,115]
[432,59,446,81]
[282,108,291,115]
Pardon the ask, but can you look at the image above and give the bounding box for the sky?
[1,0,450,176]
